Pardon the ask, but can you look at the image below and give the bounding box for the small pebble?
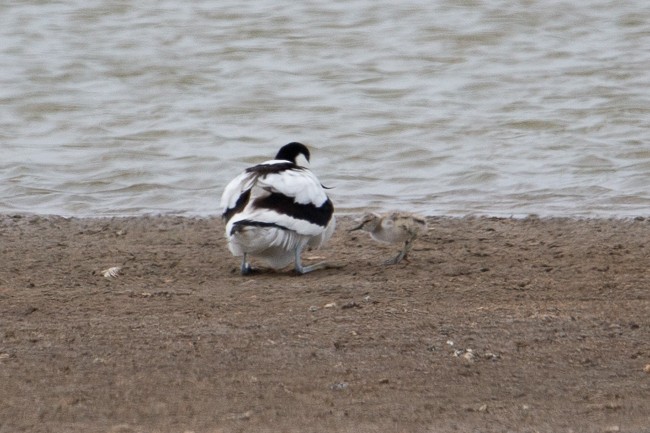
[342,301,360,309]
[101,266,121,279]
[644,364,650,373]
[462,350,475,362]
[329,382,348,391]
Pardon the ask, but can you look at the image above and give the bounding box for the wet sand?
[1,214,649,433]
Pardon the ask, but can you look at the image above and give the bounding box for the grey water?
[2,0,650,217]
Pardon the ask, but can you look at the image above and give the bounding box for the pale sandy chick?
[349,212,428,264]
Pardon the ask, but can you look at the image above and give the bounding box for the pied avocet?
[221,142,335,275]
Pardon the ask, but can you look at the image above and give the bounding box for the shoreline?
[1,214,649,432]
[2,211,649,221]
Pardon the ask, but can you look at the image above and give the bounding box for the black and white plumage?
[221,142,336,275]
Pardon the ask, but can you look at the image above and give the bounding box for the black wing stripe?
[253,192,333,227]
[245,162,303,176]
[222,189,251,222]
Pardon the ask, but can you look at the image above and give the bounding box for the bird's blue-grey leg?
[294,245,328,275]
[384,239,414,265]
[241,253,253,275]
[384,251,405,265]
[403,238,415,260]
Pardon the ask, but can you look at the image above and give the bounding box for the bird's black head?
[275,142,311,164]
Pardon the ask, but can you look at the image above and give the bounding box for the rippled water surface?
[2,0,650,217]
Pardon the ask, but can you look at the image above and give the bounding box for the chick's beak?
[348,223,364,232]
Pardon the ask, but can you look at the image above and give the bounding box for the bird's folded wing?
[255,169,329,206]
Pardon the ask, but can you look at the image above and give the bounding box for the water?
[2,0,650,217]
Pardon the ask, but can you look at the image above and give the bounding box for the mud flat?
[1,214,649,432]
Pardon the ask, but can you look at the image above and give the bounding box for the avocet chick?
[221,142,335,275]
[349,212,427,265]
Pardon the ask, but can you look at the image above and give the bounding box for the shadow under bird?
[221,142,336,275]
[349,212,427,265]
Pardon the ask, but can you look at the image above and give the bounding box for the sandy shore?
[1,214,649,433]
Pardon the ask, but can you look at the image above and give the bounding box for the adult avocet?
[221,142,335,275]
